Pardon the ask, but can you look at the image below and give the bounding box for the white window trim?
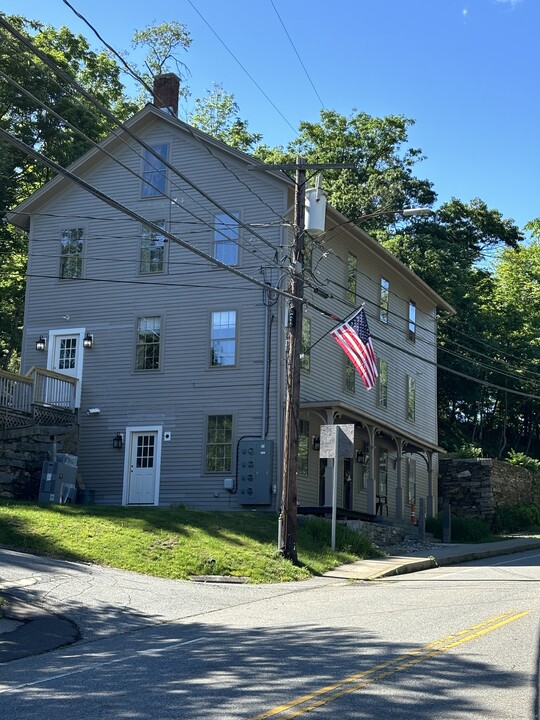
[209,309,238,368]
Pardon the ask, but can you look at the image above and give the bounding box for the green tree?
[383,198,523,455]
[131,20,191,102]
[0,15,137,368]
[255,109,436,231]
[190,83,262,151]
[488,239,540,456]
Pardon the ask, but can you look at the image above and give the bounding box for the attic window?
[141,143,168,197]
[60,228,84,279]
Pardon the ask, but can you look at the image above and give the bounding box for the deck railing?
[0,367,77,414]
[0,370,33,414]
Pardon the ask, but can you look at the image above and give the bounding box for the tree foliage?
[190,83,262,152]
[255,109,436,231]
[0,15,137,368]
[131,20,191,101]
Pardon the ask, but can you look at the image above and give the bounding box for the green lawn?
[0,502,383,583]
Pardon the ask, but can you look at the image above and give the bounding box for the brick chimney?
[153,73,180,116]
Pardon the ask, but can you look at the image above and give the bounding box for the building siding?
[15,106,448,517]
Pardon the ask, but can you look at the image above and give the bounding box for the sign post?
[320,424,355,550]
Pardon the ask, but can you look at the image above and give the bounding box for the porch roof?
[300,399,446,454]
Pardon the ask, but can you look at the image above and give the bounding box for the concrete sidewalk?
[323,535,540,580]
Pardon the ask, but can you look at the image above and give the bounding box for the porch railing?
[0,370,33,414]
[0,367,77,414]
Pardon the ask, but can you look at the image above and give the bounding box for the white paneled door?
[126,431,160,504]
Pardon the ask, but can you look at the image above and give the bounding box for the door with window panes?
[127,431,158,504]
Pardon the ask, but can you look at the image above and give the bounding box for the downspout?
[261,297,272,439]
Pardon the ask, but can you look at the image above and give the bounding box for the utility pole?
[273,158,355,562]
[280,158,307,562]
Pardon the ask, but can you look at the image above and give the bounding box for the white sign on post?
[319,424,355,459]
[318,424,355,550]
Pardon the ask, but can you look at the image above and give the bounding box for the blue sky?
[4,0,539,232]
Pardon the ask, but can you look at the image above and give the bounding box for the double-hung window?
[378,448,388,496]
[406,457,417,504]
[140,222,166,273]
[407,375,416,422]
[380,278,389,323]
[206,415,233,472]
[142,143,168,197]
[345,358,356,393]
[136,316,161,370]
[60,228,84,279]
[408,301,417,342]
[298,419,309,476]
[301,316,311,371]
[378,359,388,408]
[213,212,239,265]
[347,253,357,304]
[210,311,237,366]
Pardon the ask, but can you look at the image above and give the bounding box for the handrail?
[26,365,78,385]
[0,369,33,385]
[0,367,77,413]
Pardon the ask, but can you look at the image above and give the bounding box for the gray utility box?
[39,461,78,504]
[238,439,274,505]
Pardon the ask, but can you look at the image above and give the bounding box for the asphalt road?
[1,549,540,719]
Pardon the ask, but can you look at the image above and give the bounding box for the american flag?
[331,308,378,390]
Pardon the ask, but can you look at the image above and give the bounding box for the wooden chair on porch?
[376,494,388,516]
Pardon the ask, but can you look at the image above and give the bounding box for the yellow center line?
[250,610,530,720]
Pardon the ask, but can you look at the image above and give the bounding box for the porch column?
[366,425,377,516]
[394,439,405,520]
[426,450,434,518]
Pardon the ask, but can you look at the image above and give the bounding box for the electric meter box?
[238,439,274,505]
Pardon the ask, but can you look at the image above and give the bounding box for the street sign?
[319,424,355,459]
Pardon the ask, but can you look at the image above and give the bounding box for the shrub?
[426,513,492,542]
[492,502,540,534]
[300,516,379,556]
[444,444,484,459]
[506,450,540,474]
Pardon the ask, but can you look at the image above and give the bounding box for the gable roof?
[7,103,453,314]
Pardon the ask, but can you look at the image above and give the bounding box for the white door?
[127,431,159,504]
[47,328,85,408]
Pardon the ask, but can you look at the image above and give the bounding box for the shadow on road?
[0,593,532,719]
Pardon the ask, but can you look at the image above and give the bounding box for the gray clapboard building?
[9,75,453,521]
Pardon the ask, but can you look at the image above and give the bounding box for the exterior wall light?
[356,450,368,465]
[312,436,320,451]
[36,335,46,352]
[83,332,94,349]
[113,432,123,449]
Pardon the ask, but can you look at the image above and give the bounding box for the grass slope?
[0,502,382,583]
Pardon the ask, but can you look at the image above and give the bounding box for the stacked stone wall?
[0,423,78,500]
[439,458,540,522]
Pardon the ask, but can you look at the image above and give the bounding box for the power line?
[61,1,289,225]
[0,126,298,301]
[269,0,326,109]
[0,38,283,272]
[0,17,286,266]
[185,0,298,135]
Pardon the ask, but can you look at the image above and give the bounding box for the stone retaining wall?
[439,458,540,521]
[344,519,404,547]
[0,423,78,500]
